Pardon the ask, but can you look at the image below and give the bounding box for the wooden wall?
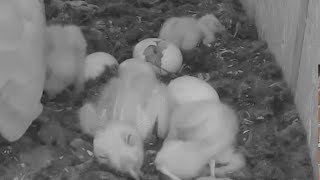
[240,0,308,90]
[296,0,319,178]
[240,0,319,179]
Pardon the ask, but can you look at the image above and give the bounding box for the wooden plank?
[240,0,308,90]
[291,0,309,91]
[295,0,319,179]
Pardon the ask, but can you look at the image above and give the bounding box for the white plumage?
[156,75,220,139]
[44,24,87,99]
[93,122,144,180]
[197,14,225,45]
[78,102,101,137]
[79,59,169,179]
[159,14,225,51]
[167,75,220,106]
[159,17,201,51]
[84,52,118,81]
[155,100,245,180]
[0,0,46,141]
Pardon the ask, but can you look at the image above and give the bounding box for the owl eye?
[98,155,110,163]
[125,133,136,146]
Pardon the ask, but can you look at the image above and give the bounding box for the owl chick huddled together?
[0,2,244,180]
[76,12,243,180]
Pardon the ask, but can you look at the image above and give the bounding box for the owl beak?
[129,169,144,180]
[152,118,159,139]
[157,166,181,180]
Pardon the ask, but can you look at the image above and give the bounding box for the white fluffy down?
[197,14,225,45]
[119,58,156,80]
[44,24,87,98]
[159,17,201,51]
[78,102,103,137]
[168,75,220,106]
[84,52,118,81]
[155,100,244,180]
[93,122,144,177]
[159,14,225,51]
[79,59,169,179]
[0,0,46,141]
[155,75,220,139]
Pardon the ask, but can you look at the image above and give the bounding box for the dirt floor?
[0,0,314,180]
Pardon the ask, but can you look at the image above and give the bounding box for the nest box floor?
[0,0,314,180]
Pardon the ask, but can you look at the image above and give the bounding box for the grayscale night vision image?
[0,0,318,180]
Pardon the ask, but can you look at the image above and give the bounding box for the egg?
[167,75,220,106]
[132,38,183,76]
[84,52,118,81]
